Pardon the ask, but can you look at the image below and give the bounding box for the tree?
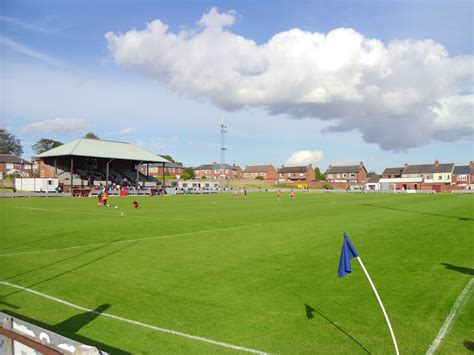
[367,171,377,177]
[181,167,196,180]
[84,132,100,139]
[314,167,325,180]
[160,155,183,166]
[0,129,23,156]
[255,176,264,180]
[32,138,63,154]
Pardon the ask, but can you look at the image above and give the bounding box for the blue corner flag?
[338,232,360,278]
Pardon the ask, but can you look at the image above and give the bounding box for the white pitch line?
[0,223,261,257]
[425,278,474,355]
[16,206,124,217]
[0,281,267,354]
[16,206,203,222]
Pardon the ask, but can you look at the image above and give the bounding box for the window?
[351,173,355,177]
[438,175,442,180]
[6,163,13,169]
[447,175,450,179]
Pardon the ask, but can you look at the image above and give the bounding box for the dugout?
[36,138,170,196]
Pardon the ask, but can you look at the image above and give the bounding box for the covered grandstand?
[36,138,169,195]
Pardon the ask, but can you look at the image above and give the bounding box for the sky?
[1,0,473,173]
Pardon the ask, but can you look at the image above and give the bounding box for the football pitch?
[0,192,472,354]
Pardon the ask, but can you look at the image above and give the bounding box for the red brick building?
[452,162,474,188]
[145,162,185,177]
[325,162,367,184]
[0,154,33,177]
[277,165,315,183]
[194,163,243,180]
[243,165,277,181]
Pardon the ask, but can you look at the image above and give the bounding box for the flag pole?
[356,256,400,355]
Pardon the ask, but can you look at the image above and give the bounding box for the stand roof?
[36,138,169,163]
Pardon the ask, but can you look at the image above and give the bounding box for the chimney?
[404,163,408,167]
[470,161,474,168]
[434,159,439,166]
[359,161,364,166]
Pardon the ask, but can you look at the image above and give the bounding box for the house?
[365,175,381,191]
[382,167,403,179]
[145,162,185,177]
[243,165,277,181]
[379,160,455,192]
[401,160,454,185]
[277,165,315,183]
[325,162,367,184]
[194,163,243,180]
[452,162,474,188]
[0,154,33,178]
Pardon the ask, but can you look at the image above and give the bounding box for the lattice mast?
[220,116,227,181]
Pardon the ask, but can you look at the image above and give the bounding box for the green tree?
[255,176,264,180]
[367,171,377,177]
[32,138,63,154]
[314,167,325,180]
[84,132,100,139]
[0,129,23,156]
[181,167,195,180]
[160,155,183,166]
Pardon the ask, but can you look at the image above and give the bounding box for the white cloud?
[285,150,324,166]
[106,8,474,150]
[113,127,134,135]
[22,118,89,135]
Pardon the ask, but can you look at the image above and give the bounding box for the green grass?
[0,192,472,354]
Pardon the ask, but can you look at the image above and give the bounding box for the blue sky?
[1,0,473,172]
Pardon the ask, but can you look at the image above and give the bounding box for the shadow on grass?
[0,299,20,309]
[464,340,474,351]
[441,263,474,276]
[0,240,138,301]
[2,307,131,354]
[0,232,72,253]
[363,203,473,221]
[304,303,371,354]
[2,239,123,282]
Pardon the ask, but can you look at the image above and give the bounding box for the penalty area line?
[425,278,474,355]
[0,281,267,354]
[0,223,261,257]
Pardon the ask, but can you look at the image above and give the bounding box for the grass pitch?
[0,192,473,354]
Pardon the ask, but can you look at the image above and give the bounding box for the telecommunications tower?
[220,116,227,181]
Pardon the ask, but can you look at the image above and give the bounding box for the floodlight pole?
[220,116,227,190]
[356,257,400,355]
[106,159,114,189]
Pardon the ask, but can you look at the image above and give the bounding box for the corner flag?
[337,232,400,354]
[338,232,359,278]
